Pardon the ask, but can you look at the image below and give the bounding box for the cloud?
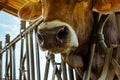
[11,17,21,25]
[0,23,19,30]
[0,23,19,32]
[0,23,20,41]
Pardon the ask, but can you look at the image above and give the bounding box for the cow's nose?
[56,26,69,41]
[37,26,69,47]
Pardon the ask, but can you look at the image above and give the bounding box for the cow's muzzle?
[37,20,79,53]
[37,25,69,47]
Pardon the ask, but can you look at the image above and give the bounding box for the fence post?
[5,34,10,80]
[68,67,74,80]
[10,46,12,80]
[44,53,50,80]
[61,57,67,80]
[0,41,2,80]
[25,32,30,80]
[29,30,35,80]
[50,54,62,80]
[12,44,16,80]
[19,20,26,80]
[35,27,41,80]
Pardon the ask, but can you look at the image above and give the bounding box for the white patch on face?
[38,20,79,47]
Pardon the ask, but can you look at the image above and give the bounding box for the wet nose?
[37,26,69,48]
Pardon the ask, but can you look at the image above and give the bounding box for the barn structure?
[0,0,120,80]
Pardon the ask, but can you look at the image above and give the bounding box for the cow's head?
[19,0,93,53]
[18,0,120,67]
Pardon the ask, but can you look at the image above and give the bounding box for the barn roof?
[0,0,39,17]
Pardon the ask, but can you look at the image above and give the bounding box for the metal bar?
[21,54,27,68]
[112,59,120,79]
[97,15,112,80]
[12,44,16,80]
[5,34,10,80]
[10,47,12,80]
[97,15,110,50]
[34,28,41,80]
[83,12,99,80]
[52,64,57,80]
[19,20,26,80]
[5,49,8,80]
[20,53,27,80]
[83,43,96,80]
[61,57,67,80]
[0,17,44,54]
[19,39,24,80]
[23,72,27,80]
[50,54,62,80]
[6,63,10,80]
[29,30,35,80]
[105,45,118,80]
[44,53,50,80]
[25,33,30,80]
[21,54,27,80]
[68,67,74,80]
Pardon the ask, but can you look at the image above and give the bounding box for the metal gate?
[1,13,120,80]
[0,17,76,80]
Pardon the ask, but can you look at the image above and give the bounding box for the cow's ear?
[93,0,120,13]
[18,1,42,20]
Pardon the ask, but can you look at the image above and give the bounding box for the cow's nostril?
[37,32,44,44]
[57,26,69,41]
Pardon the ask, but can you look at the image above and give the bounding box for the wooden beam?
[0,2,18,16]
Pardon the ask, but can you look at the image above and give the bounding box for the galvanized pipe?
[97,15,110,50]
[12,44,16,80]
[50,54,62,80]
[83,43,96,80]
[21,54,27,80]
[83,12,99,80]
[44,53,50,80]
[5,34,10,80]
[5,49,8,80]
[29,30,35,80]
[68,67,74,80]
[23,72,27,80]
[6,63,10,80]
[34,28,41,80]
[97,15,111,80]
[19,38,24,80]
[19,20,26,80]
[25,33,30,80]
[61,57,67,80]
[52,64,57,80]
[10,47,12,80]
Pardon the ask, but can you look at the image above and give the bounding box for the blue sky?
[0,11,21,79]
[0,11,20,47]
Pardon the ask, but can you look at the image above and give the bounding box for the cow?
[18,0,120,80]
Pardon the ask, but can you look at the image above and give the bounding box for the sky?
[0,11,20,46]
[0,11,64,80]
[0,11,21,79]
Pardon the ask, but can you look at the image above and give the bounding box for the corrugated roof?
[0,0,39,16]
